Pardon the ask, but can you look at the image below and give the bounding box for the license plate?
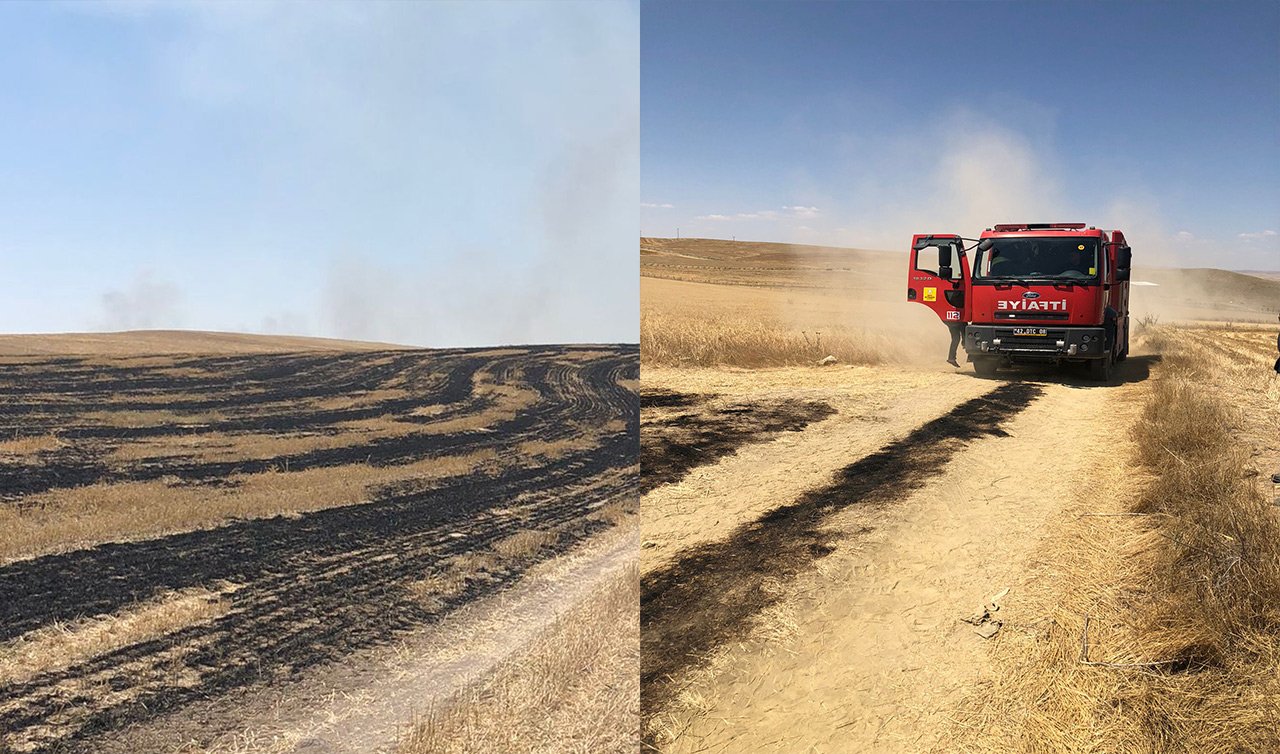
[1012,328,1048,336]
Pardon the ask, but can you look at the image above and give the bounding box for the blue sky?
[0,1,638,345]
[641,1,1280,269]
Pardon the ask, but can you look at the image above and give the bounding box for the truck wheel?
[973,358,999,378]
[1089,353,1113,382]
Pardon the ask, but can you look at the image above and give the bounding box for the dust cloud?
[768,122,1278,350]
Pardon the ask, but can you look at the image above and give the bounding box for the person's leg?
[947,324,961,367]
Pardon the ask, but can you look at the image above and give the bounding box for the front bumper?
[964,324,1108,361]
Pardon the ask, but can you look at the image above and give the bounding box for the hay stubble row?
[0,343,638,754]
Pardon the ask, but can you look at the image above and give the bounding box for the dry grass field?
[947,324,1280,753]
[640,237,1280,752]
[0,332,638,754]
[400,551,639,754]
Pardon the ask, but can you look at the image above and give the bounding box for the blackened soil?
[0,348,636,499]
[639,382,1043,731]
[641,390,835,494]
[640,388,713,409]
[0,346,638,754]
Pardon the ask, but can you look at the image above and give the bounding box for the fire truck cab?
[907,223,1133,381]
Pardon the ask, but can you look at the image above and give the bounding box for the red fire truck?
[907,223,1132,380]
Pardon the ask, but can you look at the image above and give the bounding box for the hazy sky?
[641,1,1280,270]
[0,1,638,345]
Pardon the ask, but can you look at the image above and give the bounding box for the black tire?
[973,358,999,378]
[1088,353,1113,382]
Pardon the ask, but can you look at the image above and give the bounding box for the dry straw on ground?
[397,563,640,754]
[0,449,499,564]
[641,309,888,368]
[954,327,1280,753]
[492,529,560,561]
[0,586,230,687]
[0,433,65,457]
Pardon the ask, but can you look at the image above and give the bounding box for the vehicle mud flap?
[1103,309,1118,359]
[1089,351,1113,382]
[973,357,999,378]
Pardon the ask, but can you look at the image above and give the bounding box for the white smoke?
[99,271,184,331]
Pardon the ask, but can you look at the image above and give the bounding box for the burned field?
[640,383,1043,727]
[0,344,637,753]
[640,389,834,493]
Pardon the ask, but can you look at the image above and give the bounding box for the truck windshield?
[973,237,1100,282]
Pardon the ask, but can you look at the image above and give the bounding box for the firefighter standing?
[946,321,963,368]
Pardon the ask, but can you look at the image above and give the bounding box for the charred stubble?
[641,390,836,494]
[639,388,709,409]
[0,346,638,754]
[640,382,1043,728]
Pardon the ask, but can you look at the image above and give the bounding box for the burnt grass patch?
[639,382,1043,733]
[0,346,638,754]
[640,388,714,409]
[0,347,620,498]
[641,391,836,494]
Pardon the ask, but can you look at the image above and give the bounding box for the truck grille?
[996,328,1069,350]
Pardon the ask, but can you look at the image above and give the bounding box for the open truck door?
[907,234,969,323]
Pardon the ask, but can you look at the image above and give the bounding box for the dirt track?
[641,354,1159,751]
[0,345,637,754]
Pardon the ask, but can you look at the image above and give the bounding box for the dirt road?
[641,356,1157,751]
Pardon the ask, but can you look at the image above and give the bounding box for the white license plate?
[1012,328,1048,336]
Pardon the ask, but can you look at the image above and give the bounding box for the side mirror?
[1116,245,1132,281]
[977,239,994,252]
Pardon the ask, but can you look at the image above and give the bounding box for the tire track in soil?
[639,382,1043,734]
[641,390,835,495]
[0,346,637,754]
